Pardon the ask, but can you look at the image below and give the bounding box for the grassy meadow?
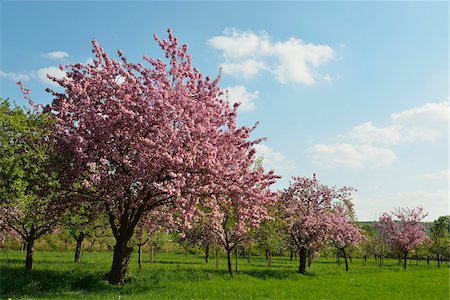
[0,250,448,299]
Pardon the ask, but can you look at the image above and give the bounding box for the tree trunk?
[21,240,26,254]
[268,249,272,267]
[215,248,219,270]
[290,250,293,261]
[235,247,238,273]
[403,252,408,270]
[426,255,429,265]
[107,238,133,284]
[205,243,210,263]
[298,247,307,274]
[307,250,312,268]
[138,244,142,268]
[74,233,85,263]
[437,254,440,267]
[337,253,341,266]
[226,248,233,275]
[343,250,349,271]
[149,246,155,263]
[89,238,96,253]
[25,238,34,270]
[247,249,251,264]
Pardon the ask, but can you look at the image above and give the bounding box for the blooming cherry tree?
[329,208,363,271]
[375,206,428,269]
[281,175,355,274]
[192,160,278,275]
[38,29,274,284]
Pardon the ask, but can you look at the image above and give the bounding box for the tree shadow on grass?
[0,266,164,299]
[239,268,315,280]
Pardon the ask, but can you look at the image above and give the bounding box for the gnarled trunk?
[108,238,133,284]
[298,247,307,274]
[25,238,34,270]
[74,232,85,263]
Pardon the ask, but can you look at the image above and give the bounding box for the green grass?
[0,250,448,299]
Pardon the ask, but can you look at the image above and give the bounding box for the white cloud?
[42,51,69,60]
[272,38,335,85]
[308,143,396,168]
[37,66,67,86]
[323,74,333,82]
[222,85,259,111]
[0,70,31,81]
[208,29,272,59]
[357,190,449,221]
[209,29,335,85]
[348,122,403,146]
[391,102,449,142]
[220,59,266,80]
[348,102,449,145]
[418,169,449,181]
[254,144,295,172]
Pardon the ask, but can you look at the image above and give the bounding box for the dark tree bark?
[226,247,233,275]
[342,249,349,271]
[307,250,312,268]
[74,232,85,263]
[403,252,408,269]
[108,238,133,284]
[290,250,293,261]
[235,247,238,273]
[138,244,142,268]
[25,238,35,270]
[215,248,219,270]
[298,247,307,274]
[268,249,272,267]
[437,254,440,267]
[205,243,210,263]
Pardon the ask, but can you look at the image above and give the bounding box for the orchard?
[0,29,448,299]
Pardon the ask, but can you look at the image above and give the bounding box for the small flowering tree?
[281,175,355,274]
[329,208,363,271]
[375,206,428,269]
[134,211,166,267]
[193,163,278,275]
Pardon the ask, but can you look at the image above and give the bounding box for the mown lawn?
[0,250,448,299]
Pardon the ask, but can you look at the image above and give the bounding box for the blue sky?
[1,1,448,221]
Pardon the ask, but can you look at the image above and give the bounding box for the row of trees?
[0,29,446,285]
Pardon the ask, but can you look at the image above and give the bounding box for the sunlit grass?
[0,250,448,299]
